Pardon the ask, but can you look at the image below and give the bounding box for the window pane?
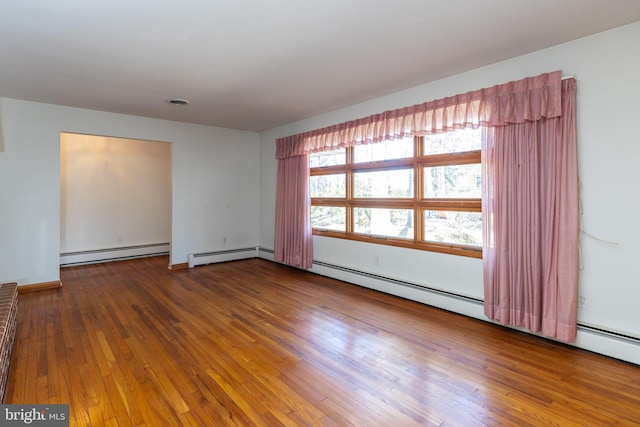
[423,210,482,246]
[311,206,346,231]
[353,169,413,198]
[309,149,346,168]
[423,128,481,155]
[310,174,345,198]
[354,138,414,163]
[354,208,413,239]
[423,164,481,198]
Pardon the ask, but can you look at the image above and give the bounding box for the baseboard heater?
[60,242,170,267]
[313,259,484,305]
[576,323,640,347]
[256,248,640,365]
[188,247,258,268]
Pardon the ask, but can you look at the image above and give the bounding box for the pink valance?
[276,71,562,159]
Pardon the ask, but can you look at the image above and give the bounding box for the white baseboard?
[188,247,258,268]
[60,243,170,266]
[575,325,640,365]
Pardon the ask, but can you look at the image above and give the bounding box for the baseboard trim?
[17,281,62,293]
[188,247,258,268]
[60,243,170,267]
[168,262,189,271]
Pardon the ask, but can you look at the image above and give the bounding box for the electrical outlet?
[578,295,587,309]
[374,256,380,265]
[223,237,227,244]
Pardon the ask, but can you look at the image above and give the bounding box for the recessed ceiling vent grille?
[167,98,189,106]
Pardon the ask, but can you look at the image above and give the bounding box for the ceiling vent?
[167,98,189,106]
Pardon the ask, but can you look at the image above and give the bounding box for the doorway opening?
[60,133,172,266]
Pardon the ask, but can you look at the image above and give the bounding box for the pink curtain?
[483,78,578,342]
[274,68,578,341]
[274,152,313,269]
[276,71,562,159]
[275,72,563,268]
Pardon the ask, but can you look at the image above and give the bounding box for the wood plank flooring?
[5,256,640,426]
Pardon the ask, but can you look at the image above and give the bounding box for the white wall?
[60,133,172,259]
[0,21,637,363]
[259,22,640,362]
[0,99,260,285]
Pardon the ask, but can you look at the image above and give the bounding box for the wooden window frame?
[310,136,482,258]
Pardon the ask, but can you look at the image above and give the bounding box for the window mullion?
[414,136,423,243]
[346,147,354,234]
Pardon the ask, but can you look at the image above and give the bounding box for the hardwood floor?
[5,256,640,426]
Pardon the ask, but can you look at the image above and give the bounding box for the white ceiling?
[1,1,639,131]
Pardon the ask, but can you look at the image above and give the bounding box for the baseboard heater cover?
[313,260,484,305]
[256,253,640,365]
[575,324,640,365]
[60,243,170,267]
[188,247,259,268]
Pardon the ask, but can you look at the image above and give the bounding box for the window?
[309,128,482,257]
